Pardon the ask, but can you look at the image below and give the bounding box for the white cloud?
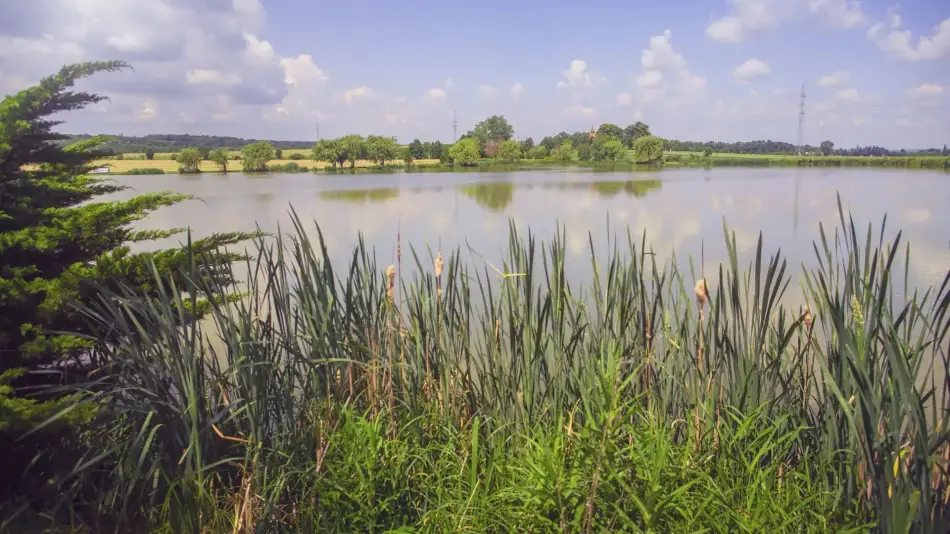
[280,54,327,85]
[478,84,498,98]
[564,104,595,119]
[707,0,866,43]
[424,87,447,100]
[557,60,605,89]
[616,92,633,105]
[509,82,523,99]
[868,14,950,61]
[835,87,860,102]
[907,83,945,98]
[636,70,664,89]
[733,58,771,81]
[137,97,158,120]
[243,33,277,65]
[817,70,850,87]
[186,69,241,86]
[342,85,374,102]
[642,30,685,70]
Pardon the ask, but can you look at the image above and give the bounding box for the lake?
[113,167,950,302]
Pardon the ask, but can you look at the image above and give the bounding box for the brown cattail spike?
[386,264,396,302]
[694,279,708,306]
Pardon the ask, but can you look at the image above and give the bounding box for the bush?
[122,168,165,175]
[289,153,305,160]
[267,162,310,173]
[632,135,664,163]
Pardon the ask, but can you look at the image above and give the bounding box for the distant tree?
[623,122,651,147]
[449,138,481,166]
[483,140,501,158]
[241,141,275,171]
[289,153,305,160]
[145,148,155,160]
[402,146,413,168]
[703,148,712,157]
[600,139,626,161]
[209,148,229,172]
[497,140,522,162]
[632,135,664,163]
[471,115,514,147]
[597,123,623,140]
[365,135,399,166]
[275,148,283,159]
[430,140,444,160]
[520,137,535,152]
[820,140,834,156]
[527,145,549,160]
[943,144,948,156]
[115,152,124,160]
[197,146,211,160]
[554,141,577,162]
[340,135,365,168]
[311,139,343,168]
[176,147,202,173]
[422,141,433,158]
[408,139,425,159]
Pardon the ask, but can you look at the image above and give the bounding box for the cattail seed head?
[434,252,444,278]
[694,279,708,306]
[386,265,396,302]
[802,306,813,329]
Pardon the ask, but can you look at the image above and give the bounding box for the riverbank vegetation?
[4,62,950,534]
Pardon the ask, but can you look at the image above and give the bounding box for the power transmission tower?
[452,110,458,142]
[797,85,806,156]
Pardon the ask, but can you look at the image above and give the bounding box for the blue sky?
[1,0,947,148]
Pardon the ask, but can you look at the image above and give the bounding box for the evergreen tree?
[0,61,252,504]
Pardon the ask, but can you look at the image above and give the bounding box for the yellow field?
[93,155,439,174]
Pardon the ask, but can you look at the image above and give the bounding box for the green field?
[659,150,950,169]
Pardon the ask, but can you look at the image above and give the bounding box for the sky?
[0,0,948,149]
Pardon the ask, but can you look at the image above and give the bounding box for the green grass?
[661,151,950,169]
[7,198,950,533]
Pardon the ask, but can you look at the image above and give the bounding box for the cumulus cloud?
[907,83,945,98]
[186,69,242,86]
[342,85,374,102]
[707,0,866,43]
[557,60,605,89]
[817,70,850,87]
[424,87,447,100]
[868,14,950,61]
[733,58,771,81]
[509,82,523,99]
[616,92,633,105]
[634,30,706,103]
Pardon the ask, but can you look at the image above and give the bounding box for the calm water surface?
[112,167,950,300]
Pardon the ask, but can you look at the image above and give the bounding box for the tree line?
[64,133,313,155]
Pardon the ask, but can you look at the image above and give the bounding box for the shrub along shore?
[7,203,948,532]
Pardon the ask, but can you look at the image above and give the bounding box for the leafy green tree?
[520,137,535,152]
[340,135,365,168]
[209,148,229,172]
[176,147,202,173]
[365,135,399,166]
[449,138,480,165]
[554,141,577,162]
[430,140,443,160]
[497,140,522,162]
[402,146,414,168]
[623,122,651,147]
[527,145,549,160]
[597,123,623,139]
[275,148,283,159]
[312,139,344,168]
[0,61,250,505]
[241,141,275,171]
[409,139,425,159]
[599,139,627,162]
[145,148,154,160]
[471,115,514,147]
[820,140,834,156]
[632,135,664,163]
[703,148,713,157]
[422,141,433,158]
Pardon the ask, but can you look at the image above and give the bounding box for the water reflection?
[320,188,400,203]
[589,180,662,198]
[460,183,515,212]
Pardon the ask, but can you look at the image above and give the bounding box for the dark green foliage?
[275,148,283,159]
[120,167,165,175]
[288,153,305,160]
[241,141,275,171]
[144,148,154,160]
[0,62,254,515]
[429,140,443,160]
[60,133,313,154]
[267,162,310,173]
[175,147,201,173]
[408,139,425,159]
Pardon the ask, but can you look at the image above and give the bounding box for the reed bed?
[11,198,949,533]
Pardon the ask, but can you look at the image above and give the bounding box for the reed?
[11,196,949,533]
